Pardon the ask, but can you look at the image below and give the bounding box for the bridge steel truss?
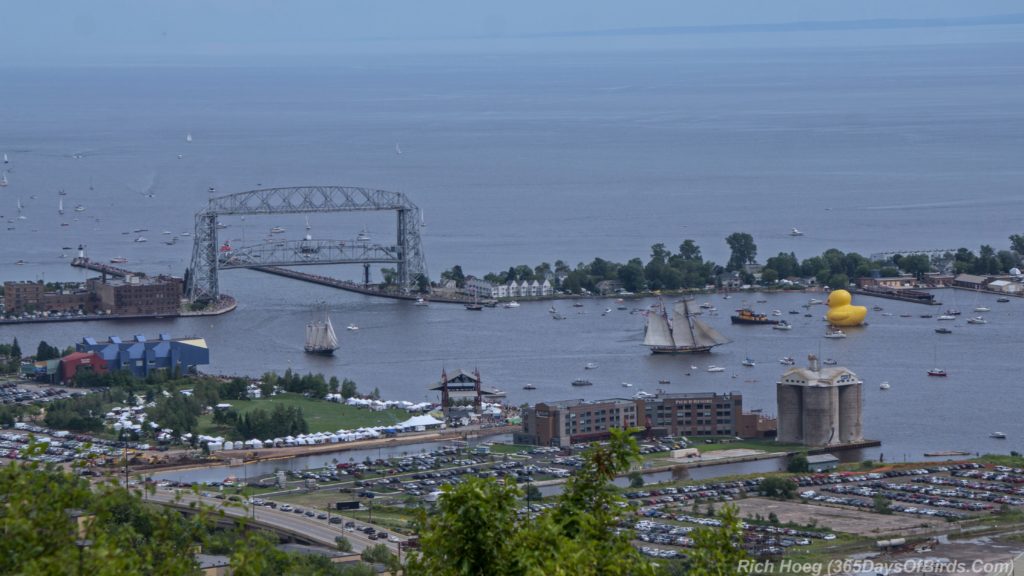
[186,186,427,302]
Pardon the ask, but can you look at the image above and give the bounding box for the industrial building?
[776,355,863,446]
[76,334,209,379]
[518,392,775,447]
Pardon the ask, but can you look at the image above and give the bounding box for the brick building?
[518,392,775,447]
[87,275,183,316]
[2,281,95,316]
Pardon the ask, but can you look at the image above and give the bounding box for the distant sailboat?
[186,132,193,143]
[420,210,426,227]
[1,172,8,187]
[17,198,27,220]
[643,299,731,354]
[304,304,339,355]
[395,143,402,155]
[305,215,311,231]
[58,198,64,215]
[2,152,7,164]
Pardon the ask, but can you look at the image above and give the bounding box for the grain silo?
[776,355,863,446]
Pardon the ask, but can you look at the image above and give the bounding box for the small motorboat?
[824,329,846,339]
[504,301,520,308]
[346,324,359,331]
[823,358,838,366]
[622,382,634,388]
[571,379,593,387]
[927,368,947,377]
[771,310,782,316]
[414,298,428,306]
[937,315,956,321]
[966,317,987,324]
[706,365,725,373]
[974,306,991,312]
[773,321,792,331]
[741,357,755,367]
[790,228,804,236]
[657,379,670,384]
[935,328,952,334]
[779,357,795,366]
[584,362,598,370]
[990,432,1007,439]
[997,297,1011,303]
[879,382,891,390]
[872,306,884,311]
[523,383,537,390]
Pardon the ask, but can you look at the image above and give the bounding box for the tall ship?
[730,308,780,325]
[643,299,731,354]
[304,305,339,355]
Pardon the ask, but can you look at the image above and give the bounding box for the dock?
[853,287,941,306]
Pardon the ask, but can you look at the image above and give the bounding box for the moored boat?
[571,379,593,387]
[304,304,339,355]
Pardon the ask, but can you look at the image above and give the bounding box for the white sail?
[59,198,64,214]
[671,302,698,349]
[693,318,731,347]
[643,307,674,347]
[324,317,338,349]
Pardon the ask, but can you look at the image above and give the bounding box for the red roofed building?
[59,352,108,384]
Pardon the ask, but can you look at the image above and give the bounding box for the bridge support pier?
[363,263,371,287]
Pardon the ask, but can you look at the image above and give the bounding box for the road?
[146,489,403,554]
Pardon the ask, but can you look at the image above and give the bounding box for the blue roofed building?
[76,333,209,378]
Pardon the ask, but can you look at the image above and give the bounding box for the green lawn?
[196,393,410,436]
[485,443,532,455]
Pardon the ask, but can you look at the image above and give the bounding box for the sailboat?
[304,305,340,355]
[305,216,311,231]
[58,197,64,215]
[927,345,946,377]
[643,299,731,354]
[0,172,8,187]
[16,198,26,220]
[395,143,402,155]
[186,132,193,143]
[2,152,7,164]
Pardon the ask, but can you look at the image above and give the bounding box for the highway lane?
[146,489,404,554]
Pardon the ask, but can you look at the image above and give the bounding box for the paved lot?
[731,497,946,536]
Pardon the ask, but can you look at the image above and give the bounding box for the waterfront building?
[2,280,96,316]
[430,369,483,414]
[776,355,863,446]
[806,454,840,472]
[518,392,774,447]
[87,274,183,316]
[76,334,209,379]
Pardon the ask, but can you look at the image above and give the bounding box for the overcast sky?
[2,1,1022,65]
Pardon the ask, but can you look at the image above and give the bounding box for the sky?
[1,1,1023,65]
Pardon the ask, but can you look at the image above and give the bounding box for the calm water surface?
[1,43,1023,463]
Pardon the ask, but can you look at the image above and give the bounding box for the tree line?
[438,232,1024,295]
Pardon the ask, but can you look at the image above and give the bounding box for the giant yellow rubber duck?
[825,289,867,326]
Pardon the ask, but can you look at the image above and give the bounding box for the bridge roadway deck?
[252,266,476,304]
[147,489,402,554]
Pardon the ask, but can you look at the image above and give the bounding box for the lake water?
[1,42,1023,462]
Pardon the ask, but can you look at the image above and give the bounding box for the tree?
[35,341,62,361]
[725,233,757,271]
[335,535,353,552]
[380,268,397,286]
[361,544,399,572]
[760,268,779,285]
[340,379,358,399]
[628,471,645,488]
[678,239,702,261]
[758,477,797,499]
[687,504,749,576]
[873,494,893,514]
[406,428,657,576]
[787,452,809,473]
[1011,234,1024,256]
[899,254,932,279]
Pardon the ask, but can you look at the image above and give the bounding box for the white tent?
[396,414,445,430]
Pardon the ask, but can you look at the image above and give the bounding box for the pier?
[252,266,477,304]
[853,287,941,306]
[70,257,131,278]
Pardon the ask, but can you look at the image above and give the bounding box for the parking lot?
[730,497,942,536]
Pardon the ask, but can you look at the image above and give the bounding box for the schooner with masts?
[643,299,731,354]
[304,304,339,355]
